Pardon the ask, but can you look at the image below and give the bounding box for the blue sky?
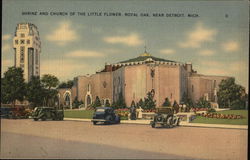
[2,0,249,92]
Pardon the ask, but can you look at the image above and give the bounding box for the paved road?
[0,119,247,159]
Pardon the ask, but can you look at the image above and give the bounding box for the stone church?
[58,51,229,109]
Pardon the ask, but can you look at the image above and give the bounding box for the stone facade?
[13,23,41,82]
[58,52,230,108]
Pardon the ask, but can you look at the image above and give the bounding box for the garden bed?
[191,110,248,125]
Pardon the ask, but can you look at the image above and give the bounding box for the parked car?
[0,106,31,119]
[150,107,180,128]
[0,107,14,118]
[92,107,120,125]
[32,107,64,121]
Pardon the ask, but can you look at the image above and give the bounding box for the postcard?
[1,0,248,159]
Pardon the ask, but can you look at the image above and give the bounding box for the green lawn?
[64,110,94,119]
[191,110,248,125]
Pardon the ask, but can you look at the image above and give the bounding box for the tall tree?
[143,91,156,109]
[217,77,246,109]
[41,74,59,90]
[137,98,144,108]
[92,96,102,108]
[41,74,59,107]
[1,67,26,107]
[162,97,171,107]
[26,76,44,107]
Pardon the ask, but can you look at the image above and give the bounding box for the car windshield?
[96,108,105,112]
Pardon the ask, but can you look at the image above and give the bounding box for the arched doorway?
[85,93,93,108]
[63,91,72,109]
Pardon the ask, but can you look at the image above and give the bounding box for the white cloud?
[2,44,11,53]
[65,50,105,58]
[178,22,217,48]
[46,21,78,45]
[198,49,215,56]
[2,34,11,41]
[103,33,143,46]
[41,59,87,81]
[221,41,239,52]
[159,49,176,55]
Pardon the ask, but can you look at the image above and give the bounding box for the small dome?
[139,52,151,57]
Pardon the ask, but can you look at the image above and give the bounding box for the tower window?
[20,33,25,37]
[35,52,38,65]
[20,40,25,44]
[15,40,18,45]
[192,85,194,92]
[20,46,25,63]
[27,40,30,44]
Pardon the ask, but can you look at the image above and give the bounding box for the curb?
[64,118,248,129]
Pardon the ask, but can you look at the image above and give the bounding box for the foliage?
[196,97,211,108]
[105,99,111,107]
[217,77,246,109]
[72,96,83,108]
[112,92,127,109]
[142,91,156,110]
[58,80,74,89]
[26,76,45,107]
[92,96,102,108]
[162,97,171,107]
[41,74,59,107]
[207,108,216,113]
[130,100,136,107]
[136,99,144,108]
[181,92,194,107]
[41,74,59,89]
[192,110,248,125]
[1,67,26,106]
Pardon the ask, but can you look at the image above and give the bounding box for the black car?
[150,107,180,128]
[92,107,120,125]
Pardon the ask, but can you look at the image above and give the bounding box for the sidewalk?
[64,118,248,130]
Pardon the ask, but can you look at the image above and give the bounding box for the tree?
[162,97,171,107]
[41,74,59,90]
[105,99,111,107]
[72,96,83,108]
[143,91,156,109]
[181,92,194,108]
[196,97,211,108]
[58,80,74,89]
[137,98,144,108]
[92,96,102,108]
[113,92,127,108]
[26,76,44,107]
[217,77,246,109]
[41,74,59,107]
[1,67,26,107]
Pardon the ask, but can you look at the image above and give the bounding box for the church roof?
[119,52,176,63]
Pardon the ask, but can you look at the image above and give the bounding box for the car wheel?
[93,121,97,125]
[151,123,156,128]
[34,118,38,121]
[167,117,173,128]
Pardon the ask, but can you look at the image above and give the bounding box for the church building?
[58,51,229,109]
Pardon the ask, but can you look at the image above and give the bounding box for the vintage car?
[0,106,31,119]
[150,107,180,128]
[91,107,120,125]
[32,107,64,121]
